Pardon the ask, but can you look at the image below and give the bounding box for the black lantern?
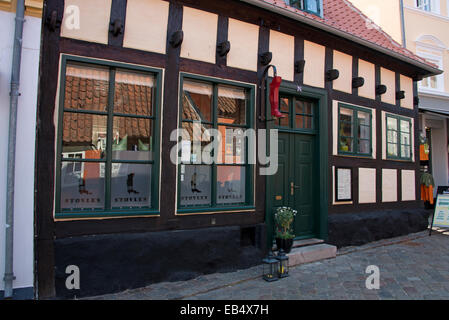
[262,251,279,282]
[276,249,289,278]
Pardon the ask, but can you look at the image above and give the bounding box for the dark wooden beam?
[108,0,127,47]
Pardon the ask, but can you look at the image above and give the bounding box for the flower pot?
[275,238,294,253]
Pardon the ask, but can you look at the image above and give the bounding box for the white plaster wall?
[333,50,352,94]
[180,7,218,64]
[61,0,112,44]
[303,41,325,88]
[359,168,376,204]
[381,67,396,105]
[401,170,416,201]
[0,11,39,291]
[382,169,398,202]
[123,0,169,54]
[227,18,259,72]
[358,59,375,100]
[400,75,414,110]
[269,30,294,81]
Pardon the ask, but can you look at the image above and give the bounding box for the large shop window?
[338,104,372,157]
[178,75,255,213]
[386,114,412,161]
[55,56,161,219]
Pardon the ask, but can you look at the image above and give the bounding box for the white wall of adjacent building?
[0,9,41,293]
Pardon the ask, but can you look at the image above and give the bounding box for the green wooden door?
[271,132,317,239]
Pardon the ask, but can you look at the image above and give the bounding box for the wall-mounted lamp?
[326,69,340,82]
[170,30,184,48]
[376,84,387,95]
[217,41,231,57]
[352,77,365,88]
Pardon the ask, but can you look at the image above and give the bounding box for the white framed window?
[416,0,441,14]
[417,51,444,92]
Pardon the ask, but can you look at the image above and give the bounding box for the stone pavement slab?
[85,229,449,300]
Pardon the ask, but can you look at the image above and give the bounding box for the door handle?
[290,182,300,195]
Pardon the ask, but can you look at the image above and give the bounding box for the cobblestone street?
[86,229,449,300]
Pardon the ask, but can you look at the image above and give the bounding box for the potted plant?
[274,206,297,253]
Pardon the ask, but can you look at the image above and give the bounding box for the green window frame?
[55,55,162,219]
[177,73,255,214]
[275,95,317,133]
[386,114,413,161]
[338,103,373,157]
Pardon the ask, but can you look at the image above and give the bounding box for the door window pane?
[62,113,108,160]
[61,161,105,210]
[114,70,154,116]
[64,63,110,112]
[182,80,213,122]
[111,163,152,209]
[217,166,246,205]
[280,97,289,112]
[180,165,212,207]
[278,114,290,127]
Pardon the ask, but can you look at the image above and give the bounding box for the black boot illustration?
[127,173,140,194]
[191,171,202,193]
[79,178,91,195]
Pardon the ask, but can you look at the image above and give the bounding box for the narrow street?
[87,229,449,300]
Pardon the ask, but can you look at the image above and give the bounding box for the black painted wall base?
[54,224,266,299]
[327,208,431,248]
[0,287,34,300]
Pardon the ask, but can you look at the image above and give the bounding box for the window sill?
[336,153,374,159]
[385,157,414,163]
[406,6,448,21]
[55,210,160,220]
[177,206,256,215]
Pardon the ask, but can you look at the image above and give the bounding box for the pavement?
[85,228,449,300]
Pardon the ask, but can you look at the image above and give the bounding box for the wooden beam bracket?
[217,41,231,57]
[169,30,184,48]
[46,10,61,32]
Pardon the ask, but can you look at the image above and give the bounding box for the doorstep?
[287,243,337,267]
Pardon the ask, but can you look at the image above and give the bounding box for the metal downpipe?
[4,0,25,299]
[400,0,407,48]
